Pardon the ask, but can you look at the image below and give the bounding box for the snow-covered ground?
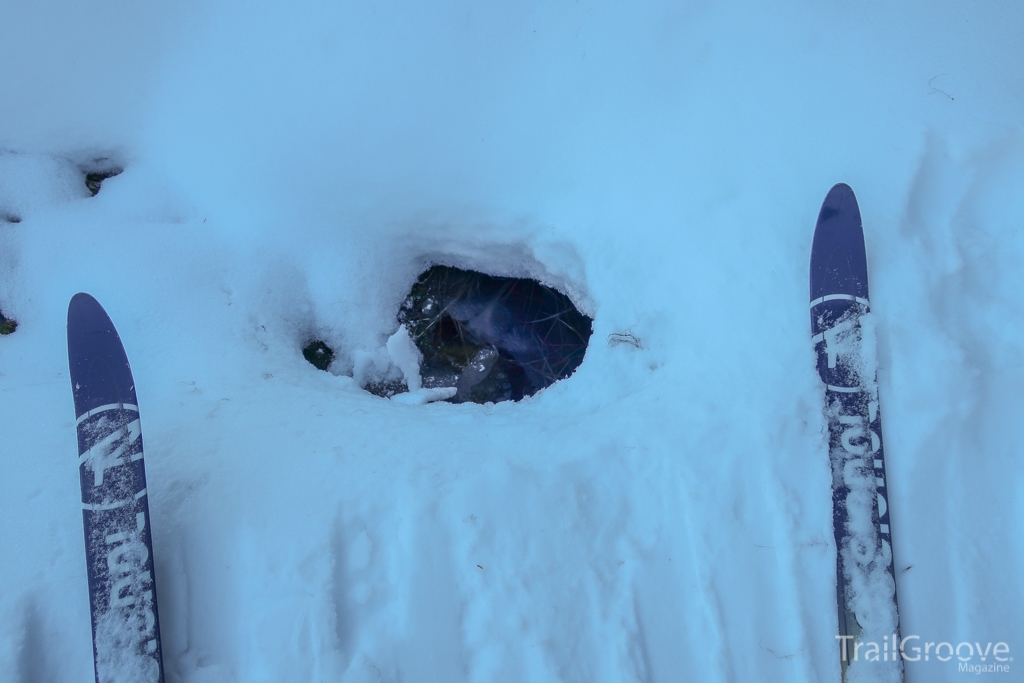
[2,1,1022,681]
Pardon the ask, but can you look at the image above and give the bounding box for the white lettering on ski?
[80,419,142,487]
[103,511,157,642]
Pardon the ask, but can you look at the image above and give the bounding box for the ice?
[391,387,458,405]
[385,325,423,393]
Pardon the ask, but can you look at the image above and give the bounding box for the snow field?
[1,1,1023,681]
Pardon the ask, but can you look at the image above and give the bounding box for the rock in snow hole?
[80,159,123,197]
[0,308,16,335]
[302,340,335,371]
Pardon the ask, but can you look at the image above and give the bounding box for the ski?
[67,293,164,683]
[810,184,904,682]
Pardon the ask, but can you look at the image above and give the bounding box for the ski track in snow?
[1,1,1023,682]
[882,133,1024,681]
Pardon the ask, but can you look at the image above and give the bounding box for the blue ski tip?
[810,183,869,302]
[67,293,138,416]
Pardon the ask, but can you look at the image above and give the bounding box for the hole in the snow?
[81,160,124,197]
[302,339,335,371]
[392,265,593,404]
[0,309,17,335]
[1,213,20,224]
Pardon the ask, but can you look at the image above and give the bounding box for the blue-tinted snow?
[1,1,1022,681]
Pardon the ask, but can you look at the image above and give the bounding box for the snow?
[384,326,423,393]
[93,516,159,683]
[1,1,1023,682]
[391,387,457,406]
